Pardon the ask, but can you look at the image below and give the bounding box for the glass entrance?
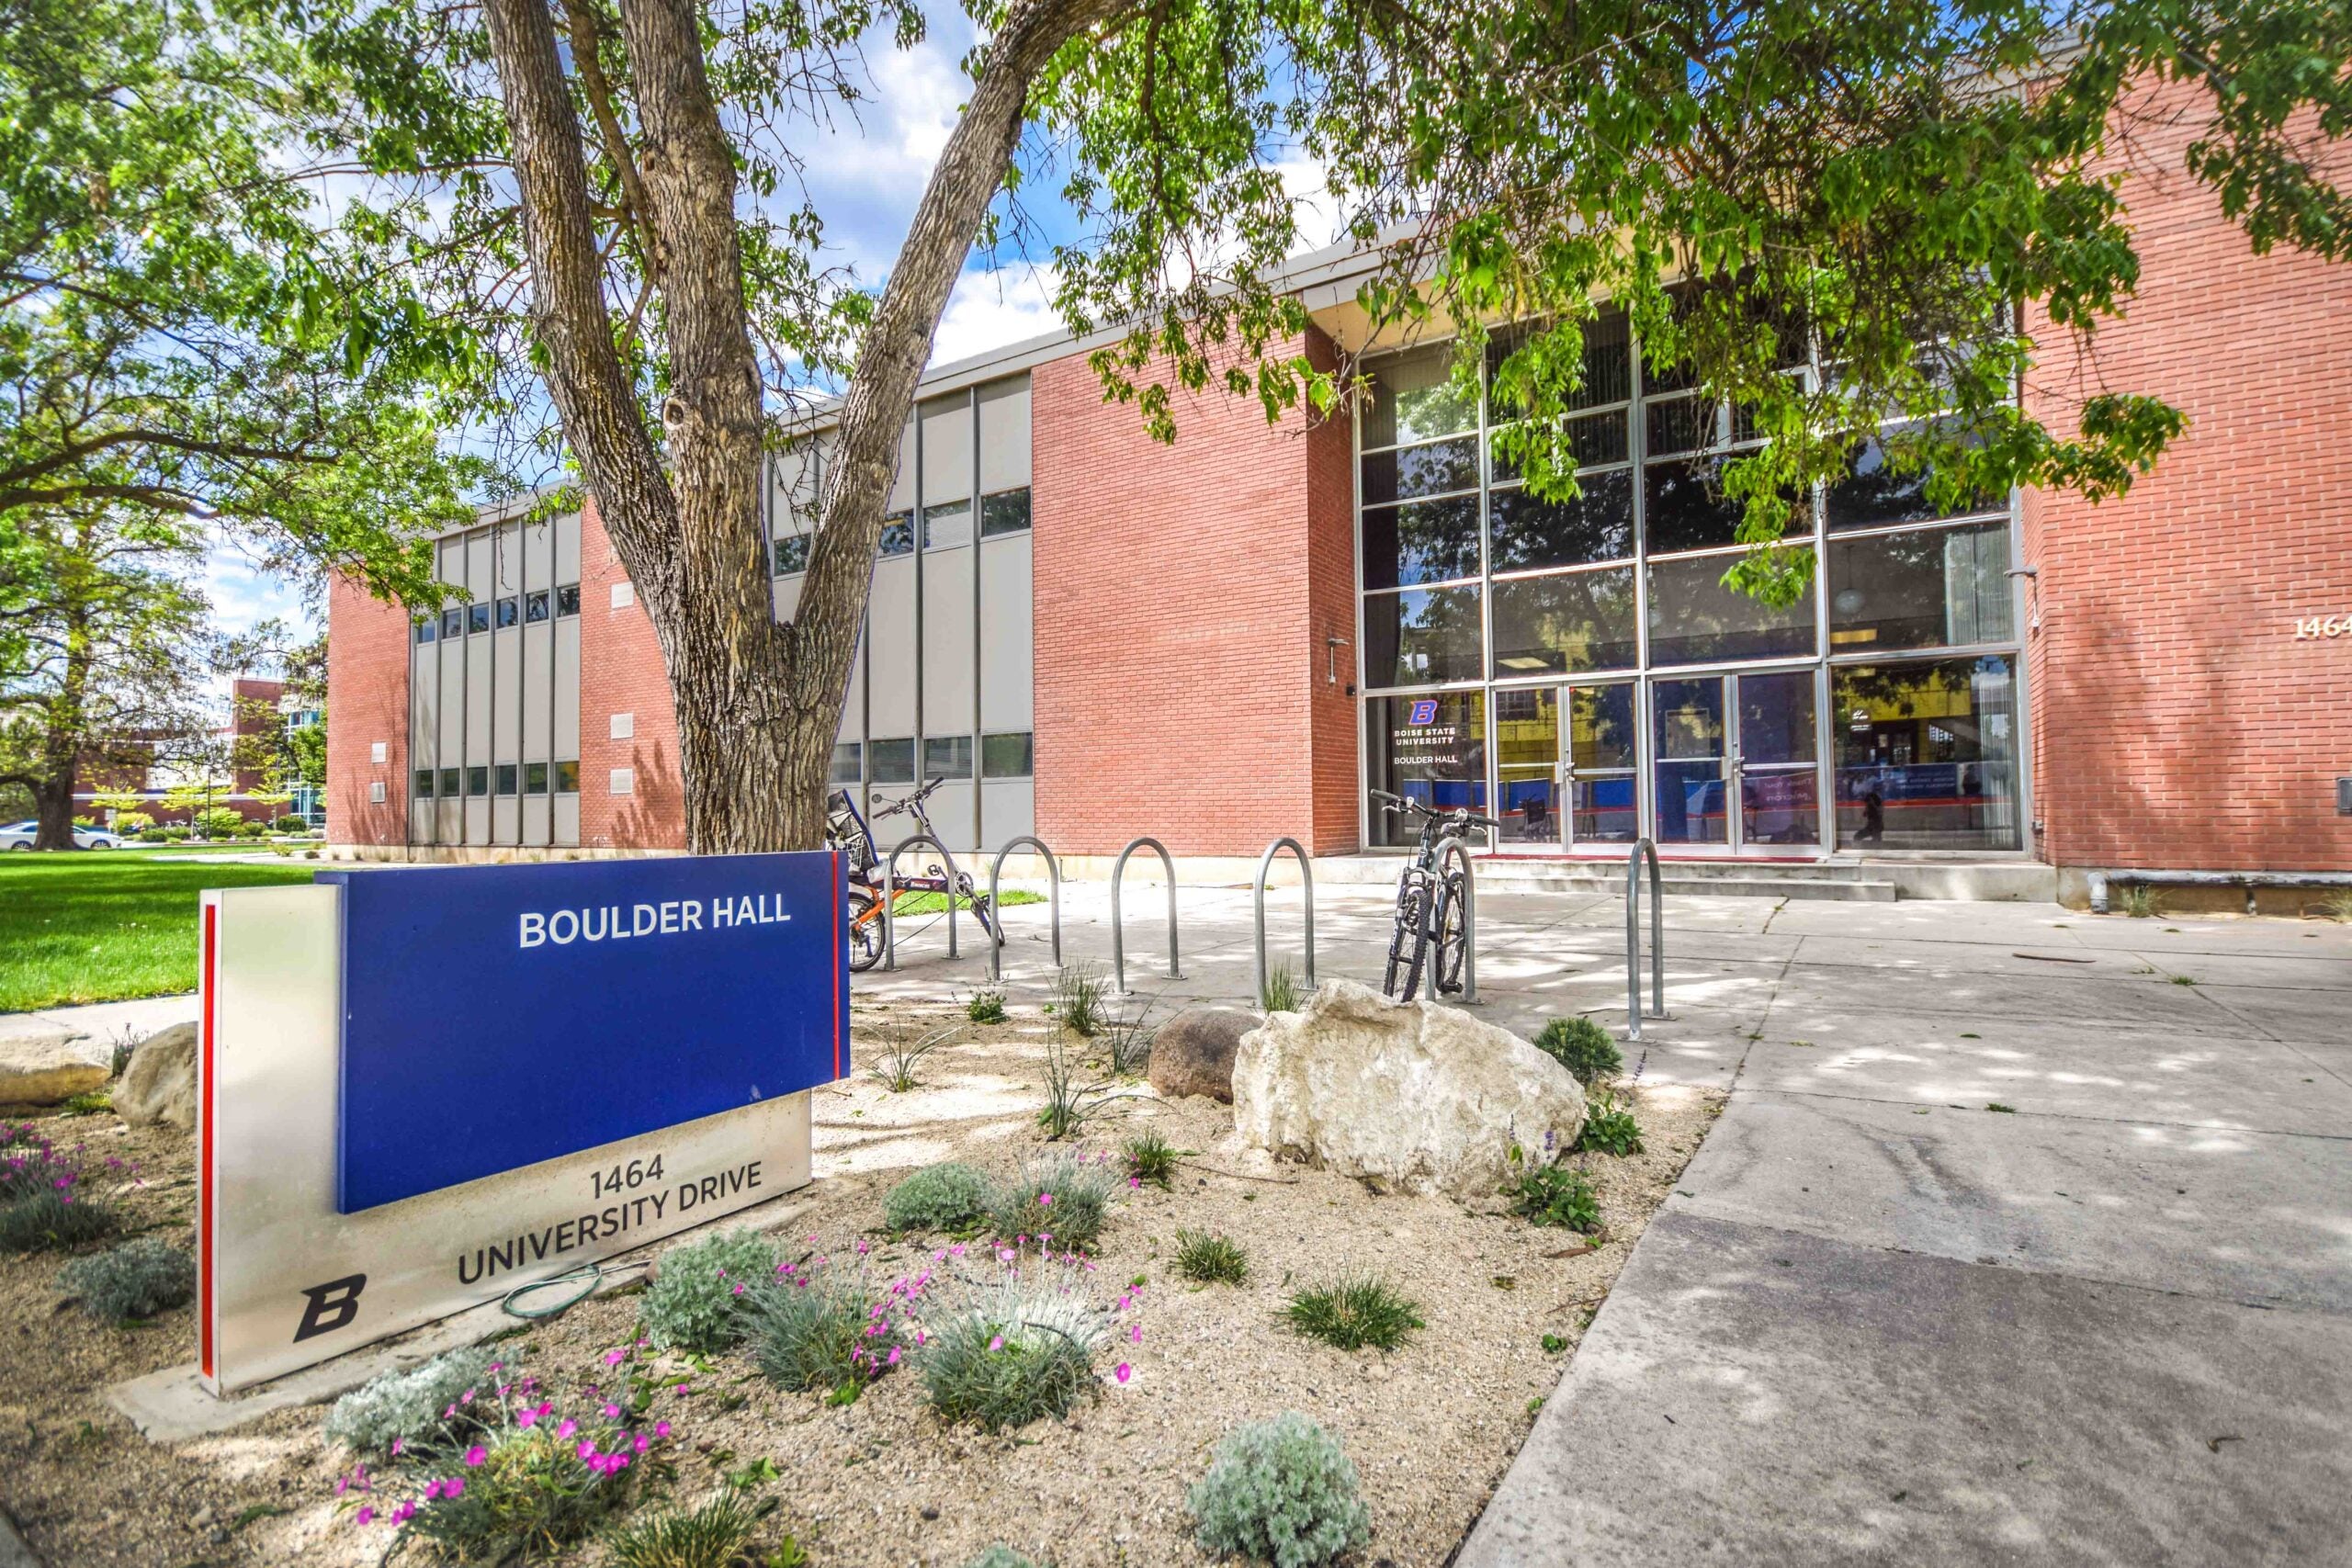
[1565,683,1640,845]
[1649,671,1822,852]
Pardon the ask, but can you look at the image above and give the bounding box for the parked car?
[0,820,122,851]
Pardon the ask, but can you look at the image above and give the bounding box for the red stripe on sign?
[831,850,842,1080]
[198,899,217,1381]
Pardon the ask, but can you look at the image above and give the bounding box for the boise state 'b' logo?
[1408,700,1439,726]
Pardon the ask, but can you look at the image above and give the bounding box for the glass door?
[1565,683,1640,847]
[1649,671,1825,852]
[1492,686,1561,848]
[1651,678,1729,845]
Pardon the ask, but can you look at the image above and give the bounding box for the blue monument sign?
[323,852,847,1213]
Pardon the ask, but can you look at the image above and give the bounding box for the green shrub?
[274,814,309,834]
[1283,1278,1422,1351]
[746,1260,908,1394]
[0,1190,115,1253]
[989,1152,1117,1251]
[1174,1229,1248,1285]
[136,827,171,842]
[1509,1163,1602,1234]
[1049,962,1108,1038]
[921,1273,1108,1432]
[192,807,245,838]
[395,1416,640,1561]
[323,1346,503,1457]
[115,813,154,835]
[1533,1016,1622,1086]
[1188,1412,1371,1568]
[1123,1131,1178,1190]
[160,826,191,841]
[1573,1094,1644,1157]
[965,1548,1038,1568]
[58,1236,194,1321]
[72,815,95,829]
[606,1492,757,1568]
[238,818,269,838]
[1259,962,1301,1014]
[884,1162,993,1233]
[966,989,1008,1025]
[639,1228,777,1353]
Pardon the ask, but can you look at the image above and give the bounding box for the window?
[878,511,914,557]
[495,595,520,629]
[1362,346,1478,448]
[1826,420,2002,530]
[413,618,436,646]
[830,742,862,784]
[981,731,1034,778]
[922,500,971,550]
[869,738,915,784]
[556,583,581,616]
[369,780,387,804]
[773,534,810,575]
[525,590,549,624]
[1366,692,1487,847]
[525,761,548,795]
[413,768,435,798]
[439,767,460,797]
[441,606,463,639]
[495,762,518,795]
[1647,554,1817,665]
[1363,586,1483,688]
[981,488,1031,536]
[1362,495,1480,589]
[1828,522,2012,651]
[466,765,490,796]
[1361,439,1478,506]
[1489,472,1634,571]
[1491,567,1639,675]
[923,735,973,779]
[1832,656,2020,850]
[466,603,491,635]
[1641,456,1748,555]
[555,760,580,794]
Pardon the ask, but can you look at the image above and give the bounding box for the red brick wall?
[2024,76,2352,871]
[325,574,409,846]
[1033,331,1361,856]
[575,498,686,850]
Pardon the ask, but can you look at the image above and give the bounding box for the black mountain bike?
[826,777,1001,973]
[1373,787,1498,1002]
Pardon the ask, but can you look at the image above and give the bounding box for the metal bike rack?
[986,836,1062,983]
[1625,838,1666,1038]
[1251,837,1316,1007]
[881,833,962,970]
[1111,836,1182,993]
[1439,836,1479,1005]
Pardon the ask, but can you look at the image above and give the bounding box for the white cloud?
[933,261,1064,365]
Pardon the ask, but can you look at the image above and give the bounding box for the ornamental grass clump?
[1174,1229,1249,1285]
[640,1228,778,1353]
[1188,1412,1372,1568]
[1123,1131,1179,1190]
[1049,962,1109,1038]
[58,1236,194,1322]
[324,1346,504,1458]
[989,1151,1118,1252]
[1284,1277,1422,1351]
[919,1259,1115,1432]
[747,1249,928,1397]
[965,1548,1038,1568]
[869,1021,964,1092]
[1533,1016,1623,1086]
[884,1161,993,1233]
[605,1491,758,1568]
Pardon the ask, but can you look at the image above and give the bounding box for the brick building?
[326,103,2352,899]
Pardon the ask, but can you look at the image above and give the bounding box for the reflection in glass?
[981,487,1033,536]
[1491,411,1628,480]
[1827,522,2011,650]
[1568,683,1639,843]
[1361,438,1479,505]
[1491,568,1638,675]
[1487,311,1631,412]
[1363,347,1479,448]
[1742,768,1820,847]
[1641,456,1747,554]
[1493,686,1557,844]
[1645,395,1715,458]
[1490,471,1634,570]
[922,499,971,549]
[1363,585,1483,686]
[1647,555,1815,664]
[1831,657,2019,850]
[1826,420,2001,529]
[879,511,914,556]
[1651,678,1727,844]
[1362,495,1481,589]
[1736,670,1816,765]
[1366,692,1487,846]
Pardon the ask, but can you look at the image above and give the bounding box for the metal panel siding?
[465,622,493,760]
[921,393,974,501]
[494,523,521,592]
[773,576,801,623]
[922,546,976,735]
[978,536,1035,730]
[555,615,581,760]
[435,796,462,840]
[888,420,918,513]
[523,795,551,842]
[522,624,552,761]
[465,796,489,842]
[867,556,917,739]
[981,779,1036,849]
[978,377,1032,491]
[927,781,977,852]
[436,635,464,759]
[492,628,521,762]
[556,512,582,584]
[410,800,433,841]
[526,516,554,588]
[492,796,520,840]
[554,792,580,843]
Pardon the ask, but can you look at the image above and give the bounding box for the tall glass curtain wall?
[408,511,584,846]
[771,374,1036,853]
[1359,314,2023,852]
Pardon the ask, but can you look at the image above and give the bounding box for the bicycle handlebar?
[871,775,950,820]
[1368,789,1499,831]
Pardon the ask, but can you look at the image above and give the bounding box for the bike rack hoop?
[1252,837,1316,1007]
[1437,836,1479,1005]
[881,832,962,971]
[986,837,1062,983]
[1111,836,1182,994]
[1624,838,1665,1038]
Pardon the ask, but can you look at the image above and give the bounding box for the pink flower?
[423,1480,443,1501]
[463,1446,487,1468]
[444,1477,465,1501]
[514,1406,539,1429]
[1038,1192,1054,1207]
[354,1506,375,1527]
[578,1439,599,1461]
[989,1336,1004,1352]
[556,1418,577,1439]
[604,1348,627,1366]
[1115,1363,1132,1383]
[601,1403,620,1419]
[887,1347,902,1367]
[392,1501,415,1525]
[1130,1176,1142,1189]
[634,1435,651,1453]
[1130,1324,1143,1343]
[390,1437,405,1457]
[653,1421,672,1438]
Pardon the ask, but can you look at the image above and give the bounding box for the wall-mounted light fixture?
[1325,633,1351,686]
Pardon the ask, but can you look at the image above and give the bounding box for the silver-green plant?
[884,1161,993,1233]
[1188,1412,1372,1568]
[323,1345,502,1457]
[58,1236,195,1321]
[920,1267,1110,1432]
[745,1257,910,1395]
[639,1227,778,1352]
[989,1151,1119,1251]
[965,1547,1038,1568]
[606,1492,759,1568]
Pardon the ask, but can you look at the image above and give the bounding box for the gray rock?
[1230,979,1587,1201]
[1147,1007,1256,1103]
[115,1022,197,1133]
[0,1017,109,1107]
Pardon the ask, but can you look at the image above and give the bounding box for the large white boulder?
[1230,979,1587,1201]
[0,1016,110,1107]
[116,1022,198,1133]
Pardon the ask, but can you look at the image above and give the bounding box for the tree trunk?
[30,603,92,852]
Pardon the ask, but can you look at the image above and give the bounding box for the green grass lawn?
[0,852,319,1013]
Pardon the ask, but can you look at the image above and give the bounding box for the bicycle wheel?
[845,886,885,973]
[1432,870,1468,995]
[1384,871,1432,1001]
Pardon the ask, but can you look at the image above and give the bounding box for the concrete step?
[1470,863,1897,901]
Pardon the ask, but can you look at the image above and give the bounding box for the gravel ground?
[0,1003,1721,1568]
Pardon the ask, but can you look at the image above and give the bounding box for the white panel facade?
[978,378,1032,491]
[978,536,1035,731]
[980,779,1036,850]
[887,420,917,514]
[867,557,917,740]
[922,547,975,737]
